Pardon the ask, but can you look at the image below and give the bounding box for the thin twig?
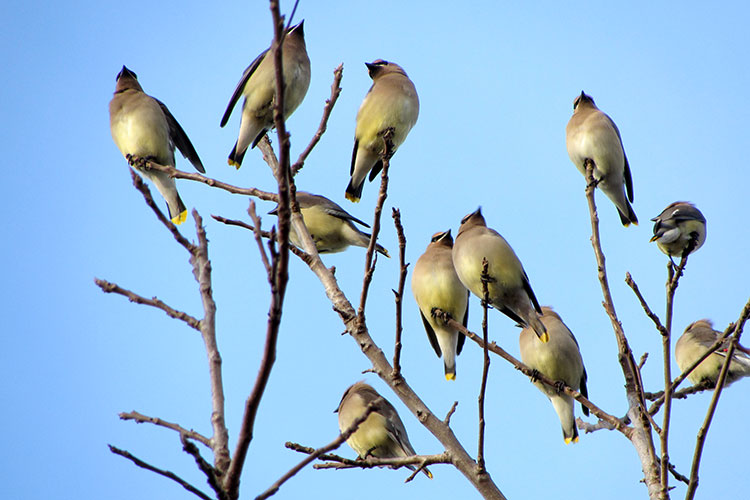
[118,410,212,447]
[191,211,231,474]
[444,401,459,426]
[625,274,667,337]
[391,208,408,377]
[211,215,312,263]
[247,201,273,277]
[291,64,344,175]
[108,444,212,500]
[180,435,226,500]
[667,462,689,485]
[313,453,451,473]
[477,259,491,473]
[357,130,395,323]
[582,161,660,495]
[254,404,378,500]
[135,158,278,201]
[94,279,201,331]
[129,168,195,251]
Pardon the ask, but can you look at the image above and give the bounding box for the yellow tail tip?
[539,332,550,343]
[345,192,360,203]
[228,159,241,170]
[445,373,456,381]
[564,436,579,445]
[426,470,434,479]
[171,210,188,225]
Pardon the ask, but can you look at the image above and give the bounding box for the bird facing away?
[452,208,548,342]
[345,59,419,202]
[519,307,589,444]
[411,230,469,380]
[220,21,310,168]
[335,382,432,478]
[109,66,205,224]
[675,319,750,387]
[650,201,706,261]
[268,191,389,257]
[566,91,637,226]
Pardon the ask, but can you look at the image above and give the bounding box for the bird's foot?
[529,369,540,383]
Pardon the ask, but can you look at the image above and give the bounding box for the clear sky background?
[2,1,749,499]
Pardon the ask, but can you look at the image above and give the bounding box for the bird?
[452,208,548,341]
[650,201,706,261]
[566,91,637,226]
[675,319,750,387]
[268,191,389,257]
[411,230,469,380]
[335,382,432,478]
[345,59,419,202]
[220,21,310,169]
[109,66,205,224]
[519,307,589,444]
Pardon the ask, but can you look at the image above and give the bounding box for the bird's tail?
[617,202,638,227]
[228,142,246,169]
[345,178,364,203]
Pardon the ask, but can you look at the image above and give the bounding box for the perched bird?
[675,319,750,386]
[650,201,706,261]
[519,307,589,444]
[346,60,419,202]
[566,91,637,226]
[452,208,548,341]
[220,21,310,168]
[109,66,205,224]
[268,192,389,257]
[335,382,432,478]
[411,230,469,380]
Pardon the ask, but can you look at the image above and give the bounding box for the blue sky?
[3,1,749,499]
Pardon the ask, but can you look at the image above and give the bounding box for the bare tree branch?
[391,208,408,377]
[210,215,312,263]
[477,259,491,473]
[181,435,226,500]
[292,64,344,175]
[582,161,661,499]
[247,201,273,277]
[626,273,667,337]
[223,5,293,496]
[95,279,201,331]
[119,410,212,448]
[108,444,213,500]
[357,130,394,324]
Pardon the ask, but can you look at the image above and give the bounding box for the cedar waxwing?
[675,319,750,386]
[452,208,548,342]
[335,382,432,478]
[345,60,419,202]
[519,307,589,444]
[650,201,706,261]
[566,91,637,226]
[220,21,310,168]
[268,192,389,257]
[109,66,205,224]
[411,230,469,380]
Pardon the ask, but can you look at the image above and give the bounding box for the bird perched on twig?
[650,201,706,262]
[519,307,589,444]
[675,319,750,387]
[452,208,547,341]
[109,66,205,224]
[220,21,310,168]
[346,60,419,202]
[268,191,389,257]
[411,230,469,380]
[566,91,637,226]
[336,382,432,478]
